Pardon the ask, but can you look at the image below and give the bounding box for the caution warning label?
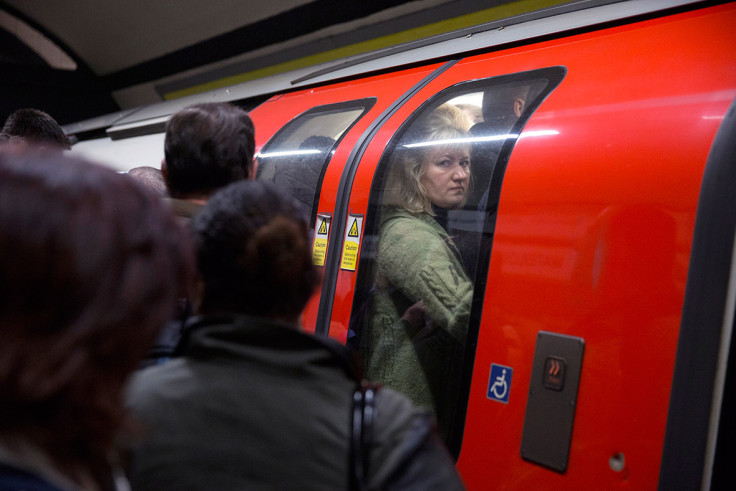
[312,215,331,267]
[348,219,359,237]
[340,214,363,271]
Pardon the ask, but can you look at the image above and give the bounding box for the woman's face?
[420,145,470,209]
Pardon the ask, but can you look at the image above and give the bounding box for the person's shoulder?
[371,386,434,448]
[165,197,203,219]
[370,387,466,489]
[125,359,189,407]
[381,209,440,239]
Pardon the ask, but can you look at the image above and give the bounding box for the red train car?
[66,1,736,487]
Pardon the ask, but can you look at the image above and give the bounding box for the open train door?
[660,98,736,489]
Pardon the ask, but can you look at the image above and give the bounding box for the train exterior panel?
[64,1,736,488]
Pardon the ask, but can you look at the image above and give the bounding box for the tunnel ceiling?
[0,0,551,123]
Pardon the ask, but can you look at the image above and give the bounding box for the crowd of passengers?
[0,103,476,490]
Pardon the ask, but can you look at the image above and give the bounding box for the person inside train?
[453,82,535,280]
[0,147,193,490]
[455,103,483,126]
[162,101,256,221]
[271,134,336,223]
[1,108,71,150]
[124,180,465,490]
[467,82,531,210]
[359,103,474,439]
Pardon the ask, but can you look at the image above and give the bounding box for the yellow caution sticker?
[312,214,331,267]
[340,214,363,271]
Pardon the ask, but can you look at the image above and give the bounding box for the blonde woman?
[361,104,474,438]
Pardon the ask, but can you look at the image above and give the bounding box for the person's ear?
[513,97,526,118]
[248,157,258,179]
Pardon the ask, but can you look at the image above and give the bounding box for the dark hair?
[128,165,167,197]
[2,108,71,149]
[481,83,530,128]
[0,147,194,487]
[164,102,255,199]
[193,180,320,319]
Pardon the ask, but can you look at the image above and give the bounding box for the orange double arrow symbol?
[548,359,561,376]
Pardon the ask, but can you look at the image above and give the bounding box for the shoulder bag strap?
[350,381,379,491]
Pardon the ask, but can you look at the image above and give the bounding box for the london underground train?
[65,0,736,488]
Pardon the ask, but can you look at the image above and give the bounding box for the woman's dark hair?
[193,180,321,319]
[164,102,255,199]
[0,147,194,487]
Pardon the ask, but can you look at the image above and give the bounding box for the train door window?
[256,99,375,227]
[348,68,564,445]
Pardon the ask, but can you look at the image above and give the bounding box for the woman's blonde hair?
[384,103,472,214]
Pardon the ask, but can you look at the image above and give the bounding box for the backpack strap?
[350,380,380,491]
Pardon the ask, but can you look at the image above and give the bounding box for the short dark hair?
[164,102,255,199]
[193,180,320,319]
[2,108,71,149]
[0,147,194,487]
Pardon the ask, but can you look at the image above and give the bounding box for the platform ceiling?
[0,0,558,123]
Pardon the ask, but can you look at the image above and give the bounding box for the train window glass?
[256,99,375,226]
[348,67,565,448]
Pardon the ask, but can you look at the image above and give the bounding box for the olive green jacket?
[361,207,472,437]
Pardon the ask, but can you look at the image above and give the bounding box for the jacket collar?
[178,314,363,381]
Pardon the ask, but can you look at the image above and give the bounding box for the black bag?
[350,381,380,491]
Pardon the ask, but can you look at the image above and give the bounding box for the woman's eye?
[460,159,470,168]
[438,160,451,167]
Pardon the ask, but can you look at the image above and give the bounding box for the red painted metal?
[453,5,736,489]
[248,3,736,488]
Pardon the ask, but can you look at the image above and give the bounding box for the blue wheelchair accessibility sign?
[487,363,513,403]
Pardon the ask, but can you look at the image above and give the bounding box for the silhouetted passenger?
[360,103,473,439]
[1,108,71,150]
[162,102,256,220]
[125,180,465,490]
[467,82,530,210]
[272,134,335,220]
[0,148,193,490]
[128,166,167,197]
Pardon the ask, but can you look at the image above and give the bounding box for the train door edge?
[659,96,736,490]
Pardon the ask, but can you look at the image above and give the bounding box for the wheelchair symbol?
[487,364,512,403]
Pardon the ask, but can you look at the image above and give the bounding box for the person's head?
[2,108,71,150]
[386,103,472,213]
[481,83,530,130]
[193,181,320,323]
[128,165,167,197]
[163,102,255,200]
[0,147,194,487]
[455,103,483,125]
